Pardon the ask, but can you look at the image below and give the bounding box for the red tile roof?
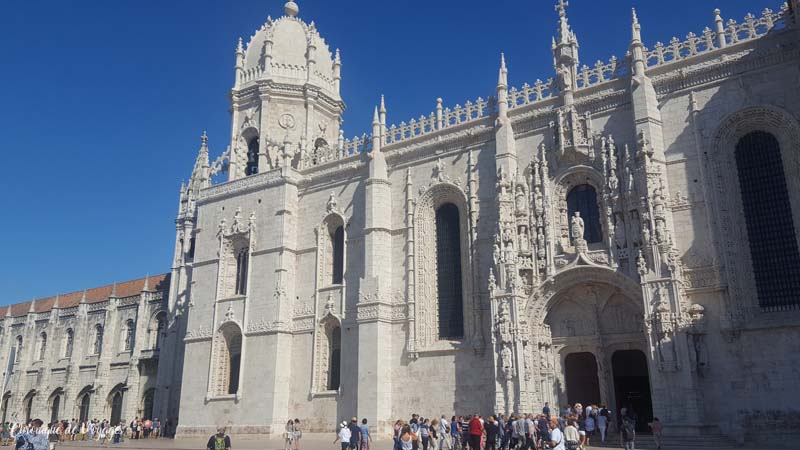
[5,274,170,318]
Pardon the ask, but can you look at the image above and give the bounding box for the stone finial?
[380,95,386,114]
[53,294,60,309]
[143,273,150,292]
[554,0,569,18]
[29,298,36,314]
[372,106,380,125]
[498,53,508,88]
[631,8,642,43]
[80,289,88,304]
[284,1,299,17]
[111,282,117,297]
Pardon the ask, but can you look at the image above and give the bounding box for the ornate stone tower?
[228,0,344,178]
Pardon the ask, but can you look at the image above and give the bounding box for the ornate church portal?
[536,275,653,428]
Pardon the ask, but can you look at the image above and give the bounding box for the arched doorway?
[23,393,35,423]
[79,392,91,423]
[612,350,653,432]
[110,391,124,425]
[1,393,10,424]
[564,352,601,407]
[142,389,155,420]
[50,390,64,424]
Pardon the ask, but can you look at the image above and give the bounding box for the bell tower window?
[245,137,259,176]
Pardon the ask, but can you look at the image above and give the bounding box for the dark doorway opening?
[565,352,601,407]
[51,394,61,424]
[110,391,123,425]
[612,350,653,432]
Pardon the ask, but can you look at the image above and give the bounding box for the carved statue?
[493,238,502,265]
[534,187,544,217]
[537,229,547,260]
[571,212,585,242]
[495,301,512,344]
[326,192,338,213]
[614,212,626,248]
[504,242,515,265]
[515,185,528,214]
[518,226,531,253]
[608,167,619,193]
[500,345,514,380]
[558,63,573,91]
[502,228,514,244]
[637,250,647,276]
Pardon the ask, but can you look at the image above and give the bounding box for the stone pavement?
[52,436,776,450]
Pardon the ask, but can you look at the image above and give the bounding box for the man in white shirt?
[547,418,565,450]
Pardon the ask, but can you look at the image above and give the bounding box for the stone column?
[356,109,393,436]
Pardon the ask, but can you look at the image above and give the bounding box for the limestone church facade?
[4,0,800,445]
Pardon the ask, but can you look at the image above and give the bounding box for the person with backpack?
[620,416,635,450]
[206,426,232,450]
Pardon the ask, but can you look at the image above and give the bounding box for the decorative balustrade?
[508,78,557,106]
[576,56,630,89]
[646,4,788,69]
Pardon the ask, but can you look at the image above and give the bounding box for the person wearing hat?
[206,426,232,450]
[334,421,352,450]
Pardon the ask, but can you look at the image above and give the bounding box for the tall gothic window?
[64,329,74,359]
[124,320,135,351]
[435,203,464,339]
[735,131,800,310]
[94,325,104,355]
[235,249,249,295]
[38,333,47,361]
[15,336,22,363]
[327,325,341,391]
[332,226,344,285]
[567,184,603,244]
[245,137,259,176]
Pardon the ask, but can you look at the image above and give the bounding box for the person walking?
[620,414,636,450]
[293,419,302,450]
[450,417,461,450]
[484,416,499,450]
[206,426,232,450]
[648,418,663,450]
[547,418,565,450]
[597,405,609,443]
[284,420,294,450]
[359,419,371,450]
[467,415,483,450]
[563,419,579,450]
[334,421,351,450]
[113,423,123,445]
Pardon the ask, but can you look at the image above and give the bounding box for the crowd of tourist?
[372,403,658,450]
[0,416,166,449]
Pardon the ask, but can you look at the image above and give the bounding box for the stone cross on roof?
[555,0,569,17]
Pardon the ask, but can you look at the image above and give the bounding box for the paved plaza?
[50,436,773,450]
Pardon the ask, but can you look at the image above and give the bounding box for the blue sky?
[0,0,782,303]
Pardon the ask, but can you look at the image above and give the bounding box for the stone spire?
[143,274,150,292]
[28,298,36,314]
[333,48,342,92]
[189,131,211,192]
[630,8,646,78]
[552,0,579,105]
[496,53,509,121]
[234,37,245,85]
[53,294,60,309]
[379,95,387,141]
[495,53,518,177]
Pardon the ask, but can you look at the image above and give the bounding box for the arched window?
[0,394,9,424]
[327,325,341,391]
[210,323,243,396]
[64,329,74,359]
[79,392,91,423]
[567,184,603,244]
[94,325,104,355]
[124,320,135,351]
[235,249,249,295]
[735,131,800,310]
[332,226,344,284]
[245,137,260,176]
[435,203,464,339]
[38,332,47,361]
[14,336,22,363]
[154,313,167,350]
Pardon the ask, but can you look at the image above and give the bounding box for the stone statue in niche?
[558,63,573,91]
[518,226,531,253]
[495,301,513,344]
[504,242,516,266]
[614,212,626,248]
[501,345,514,380]
[687,304,709,377]
[534,187,544,218]
[515,185,528,215]
[571,212,585,242]
[537,229,547,260]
